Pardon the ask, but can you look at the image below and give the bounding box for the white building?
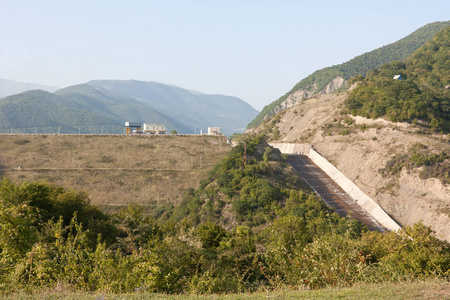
[208,127,220,135]
[143,124,166,134]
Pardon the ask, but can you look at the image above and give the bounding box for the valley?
[0,18,448,297]
[0,80,259,136]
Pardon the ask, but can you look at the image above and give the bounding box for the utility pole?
[243,142,247,167]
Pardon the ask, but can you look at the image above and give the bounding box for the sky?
[1,0,449,110]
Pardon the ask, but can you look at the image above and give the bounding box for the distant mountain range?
[247,21,450,129]
[0,78,59,98]
[0,80,258,135]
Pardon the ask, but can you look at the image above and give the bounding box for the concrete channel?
[288,155,386,231]
[270,143,401,232]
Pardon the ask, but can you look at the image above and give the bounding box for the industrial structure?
[125,122,166,135]
[207,127,221,135]
[143,123,166,135]
[125,122,222,136]
[125,122,142,134]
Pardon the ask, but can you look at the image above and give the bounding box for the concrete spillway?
[270,143,401,232]
[288,155,385,231]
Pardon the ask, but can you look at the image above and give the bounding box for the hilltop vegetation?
[1,135,449,296]
[345,26,450,132]
[248,21,450,129]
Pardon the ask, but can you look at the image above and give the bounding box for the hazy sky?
[1,0,449,110]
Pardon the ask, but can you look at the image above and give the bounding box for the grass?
[0,135,231,212]
[4,280,449,299]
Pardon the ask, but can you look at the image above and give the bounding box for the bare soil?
[266,92,450,241]
[0,134,231,213]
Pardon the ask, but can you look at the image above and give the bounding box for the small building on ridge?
[143,124,166,134]
[208,127,221,135]
[125,122,142,134]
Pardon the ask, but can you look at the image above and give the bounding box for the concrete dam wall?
[270,143,401,232]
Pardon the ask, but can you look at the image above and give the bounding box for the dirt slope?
[264,92,450,241]
[0,135,230,213]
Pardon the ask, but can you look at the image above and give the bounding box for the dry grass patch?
[0,135,231,212]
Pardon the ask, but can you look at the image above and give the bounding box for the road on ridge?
[288,154,386,232]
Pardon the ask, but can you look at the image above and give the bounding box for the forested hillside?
[345,26,450,132]
[55,84,188,133]
[1,135,449,295]
[248,21,450,129]
[0,80,258,135]
[0,90,122,134]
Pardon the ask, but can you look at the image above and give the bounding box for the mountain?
[87,80,259,135]
[0,78,58,99]
[247,21,450,129]
[0,80,258,135]
[0,90,122,134]
[55,84,189,133]
[248,26,450,242]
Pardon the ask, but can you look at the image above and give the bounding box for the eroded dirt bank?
[266,92,449,241]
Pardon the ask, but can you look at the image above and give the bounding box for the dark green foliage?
[248,21,450,129]
[345,26,450,132]
[196,222,229,249]
[0,179,115,248]
[112,204,163,253]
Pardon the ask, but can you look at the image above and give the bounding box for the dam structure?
[270,143,401,232]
